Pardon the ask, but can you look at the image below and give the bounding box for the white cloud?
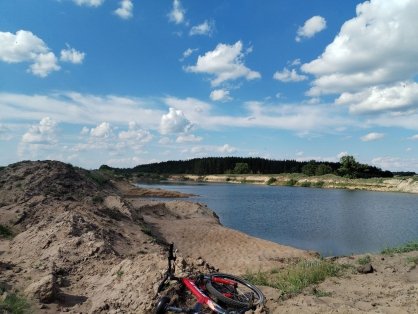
[371,156,418,172]
[168,0,185,24]
[90,122,112,138]
[302,0,418,96]
[60,46,86,64]
[337,151,349,159]
[186,41,261,86]
[80,126,90,135]
[273,68,308,82]
[160,108,193,135]
[118,122,152,143]
[296,16,326,42]
[361,132,384,142]
[73,0,104,7]
[210,89,232,102]
[189,20,215,36]
[114,0,133,19]
[219,144,237,154]
[0,92,164,127]
[408,135,418,141]
[336,82,418,114]
[176,134,202,143]
[0,30,60,77]
[21,117,57,144]
[180,48,198,61]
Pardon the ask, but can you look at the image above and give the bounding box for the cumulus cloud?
[73,0,104,7]
[210,89,232,102]
[336,82,418,114]
[118,122,152,143]
[90,122,112,138]
[273,68,308,82]
[408,135,418,140]
[114,0,133,19]
[160,108,193,135]
[296,16,326,42]
[361,132,384,142]
[186,144,237,156]
[0,30,60,77]
[21,117,57,144]
[302,0,418,96]
[219,144,237,154]
[185,41,261,86]
[60,46,85,64]
[176,134,202,143]
[168,0,185,24]
[189,20,215,36]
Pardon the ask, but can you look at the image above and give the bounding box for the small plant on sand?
[0,224,13,238]
[406,256,418,267]
[0,291,31,314]
[381,240,418,255]
[244,259,344,299]
[357,255,371,265]
[116,269,124,279]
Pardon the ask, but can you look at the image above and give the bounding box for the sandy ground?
[1,161,418,313]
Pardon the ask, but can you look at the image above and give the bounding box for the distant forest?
[101,156,396,179]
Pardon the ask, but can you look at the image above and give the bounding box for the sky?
[1,0,418,171]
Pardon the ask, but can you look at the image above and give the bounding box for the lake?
[138,182,418,256]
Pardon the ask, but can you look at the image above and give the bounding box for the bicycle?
[154,243,265,314]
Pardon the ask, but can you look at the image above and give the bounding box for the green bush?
[300,181,311,188]
[285,178,298,186]
[357,255,371,265]
[0,292,31,314]
[313,181,325,188]
[266,177,277,185]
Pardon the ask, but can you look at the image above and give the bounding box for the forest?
[100,156,395,179]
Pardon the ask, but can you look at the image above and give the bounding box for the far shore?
[153,173,418,194]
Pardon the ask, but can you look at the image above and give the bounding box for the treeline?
[100,156,394,179]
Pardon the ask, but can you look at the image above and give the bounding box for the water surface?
[139,182,418,256]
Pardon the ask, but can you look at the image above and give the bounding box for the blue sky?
[1,0,418,171]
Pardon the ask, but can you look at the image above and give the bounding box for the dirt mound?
[0,161,168,313]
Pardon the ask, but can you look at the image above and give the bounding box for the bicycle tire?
[205,273,265,309]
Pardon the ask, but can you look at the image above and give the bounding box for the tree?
[338,155,360,178]
[233,163,250,174]
[315,164,333,176]
[302,161,317,176]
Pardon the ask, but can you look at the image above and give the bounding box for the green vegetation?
[300,181,312,188]
[86,170,109,186]
[312,181,325,188]
[381,240,418,255]
[244,259,344,298]
[357,255,371,265]
[100,156,393,178]
[116,269,124,278]
[0,224,13,238]
[0,284,31,314]
[406,256,418,266]
[266,177,277,185]
[285,179,298,186]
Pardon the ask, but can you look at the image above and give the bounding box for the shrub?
[313,181,325,188]
[266,177,277,185]
[285,179,298,186]
[0,291,31,314]
[300,181,311,188]
[357,255,371,265]
[0,224,13,238]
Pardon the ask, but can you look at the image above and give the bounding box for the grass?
[86,171,109,187]
[0,288,31,314]
[381,240,418,255]
[406,256,418,266]
[285,178,298,186]
[0,224,13,238]
[244,259,344,298]
[357,255,371,265]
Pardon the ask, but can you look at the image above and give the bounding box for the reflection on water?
[138,182,418,256]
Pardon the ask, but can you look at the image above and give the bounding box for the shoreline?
[163,173,418,194]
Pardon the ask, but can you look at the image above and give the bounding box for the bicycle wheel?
[205,273,265,309]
